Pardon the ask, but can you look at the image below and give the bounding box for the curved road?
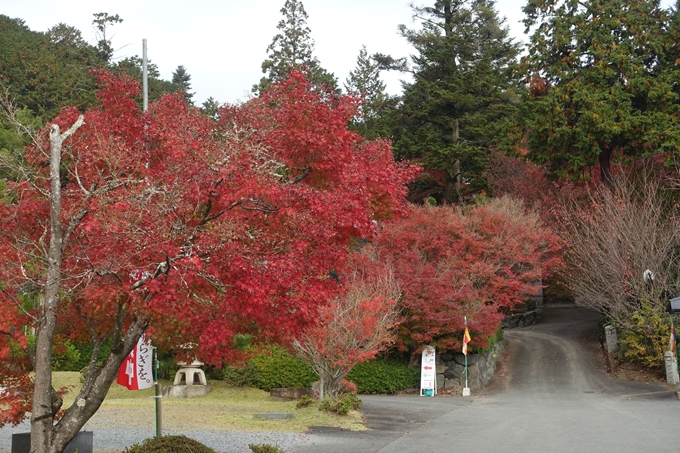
[293,307,679,453]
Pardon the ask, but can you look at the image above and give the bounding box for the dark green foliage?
[52,340,81,372]
[318,392,362,415]
[248,444,286,453]
[201,97,220,120]
[255,0,337,94]
[248,345,316,391]
[295,394,314,409]
[156,354,178,380]
[346,357,420,394]
[0,15,101,119]
[521,0,680,182]
[471,327,503,355]
[224,345,316,390]
[112,57,176,106]
[223,363,260,387]
[344,45,394,140]
[171,65,194,103]
[124,435,215,453]
[391,0,521,203]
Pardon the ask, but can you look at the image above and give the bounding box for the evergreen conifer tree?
[171,65,194,103]
[255,0,337,94]
[344,45,392,139]
[391,0,521,203]
[521,0,680,184]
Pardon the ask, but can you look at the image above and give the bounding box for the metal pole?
[154,347,162,437]
[142,39,148,112]
[464,352,468,389]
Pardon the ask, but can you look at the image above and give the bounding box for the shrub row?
[222,346,420,394]
[347,357,420,394]
[223,344,317,391]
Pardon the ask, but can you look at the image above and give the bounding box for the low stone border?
[502,308,542,329]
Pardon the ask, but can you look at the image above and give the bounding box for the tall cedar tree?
[391,0,521,204]
[521,0,680,184]
[0,71,414,453]
[254,0,337,94]
[344,45,394,140]
[171,65,194,104]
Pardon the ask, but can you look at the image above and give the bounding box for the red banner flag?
[117,335,153,390]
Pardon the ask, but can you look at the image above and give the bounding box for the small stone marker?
[604,325,618,353]
[664,351,679,385]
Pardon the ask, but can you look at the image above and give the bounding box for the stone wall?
[436,340,504,391]
[501,308,542,329]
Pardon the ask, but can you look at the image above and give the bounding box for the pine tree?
[391,0,521,204]
[344,45,392,139]
[92,12,122,63]
[171,65,194,103]
[254,0,336,94]
[201,96,220,119]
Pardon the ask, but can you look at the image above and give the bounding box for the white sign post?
[420,346,437,396]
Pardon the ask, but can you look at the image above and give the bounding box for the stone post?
[604,325,618,353]
[664,351,679,385]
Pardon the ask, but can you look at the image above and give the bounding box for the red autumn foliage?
[293,247,401,399]
[375,197,562,354]
[0,70,414,449]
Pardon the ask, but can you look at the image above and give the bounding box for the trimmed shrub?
[347,357,419,394]
[248,345,316,391]
[124,435,215,453]
[223,363,260,387]
[52,340,82,372]
[248,444,286,453]
[296,394,314,409]
[471,327,503,355]
[318,392,362,415]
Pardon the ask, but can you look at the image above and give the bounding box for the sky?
[0,0,650,106]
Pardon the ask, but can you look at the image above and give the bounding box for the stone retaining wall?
[501,308,542,329]
[435,340,504,391]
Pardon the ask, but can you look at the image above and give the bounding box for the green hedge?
[224,345,317,391]
[347,357,419,394]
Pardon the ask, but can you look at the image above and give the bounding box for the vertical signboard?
[420,346,436,396]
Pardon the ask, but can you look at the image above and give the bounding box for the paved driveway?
[292,307,679,453]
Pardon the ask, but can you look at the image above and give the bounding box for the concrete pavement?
[292,307,679,453]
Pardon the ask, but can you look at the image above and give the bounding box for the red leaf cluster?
[0,71,414,424]
[376,197,562,353]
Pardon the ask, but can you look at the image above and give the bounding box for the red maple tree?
[293,247,401,399]
[0,70,414,452]
[375,197,562,357]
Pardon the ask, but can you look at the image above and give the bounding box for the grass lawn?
[52,372,367,433]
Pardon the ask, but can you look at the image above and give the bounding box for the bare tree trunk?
[443,118,461,204]
[48,318,147,453]
[599,147,613,188]
[28,118,83,453]
[444,160,461,204]
[30,119,81,453]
